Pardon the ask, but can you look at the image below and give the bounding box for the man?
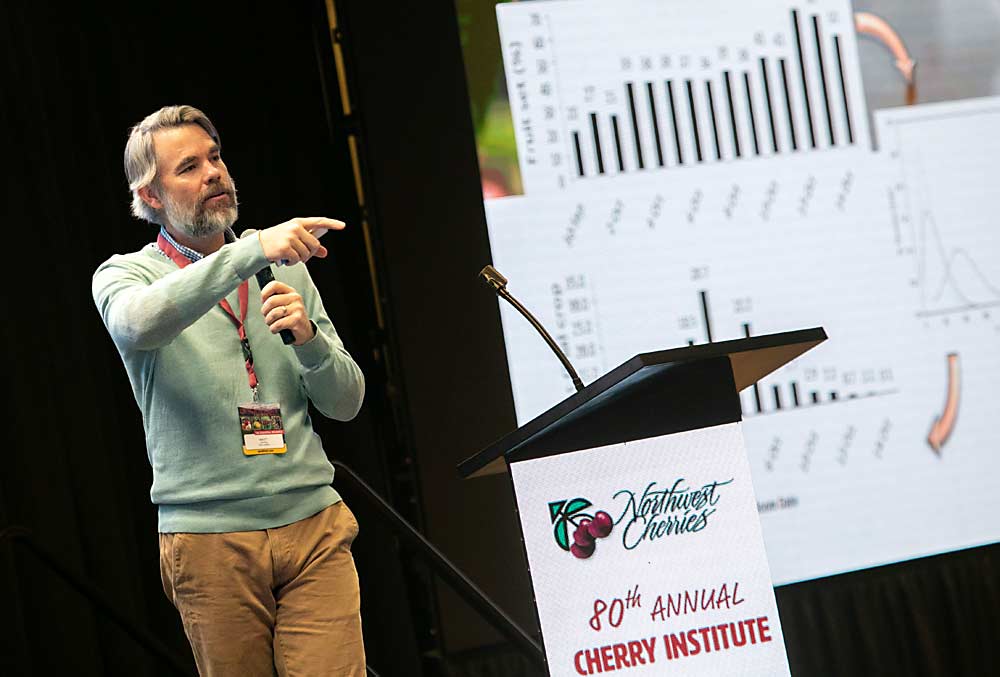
[92,105,367,675]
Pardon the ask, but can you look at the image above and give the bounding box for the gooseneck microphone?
[479,265,585,392]
[255,266,296,345]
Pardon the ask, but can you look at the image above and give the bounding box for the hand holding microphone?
[253,217,345,345]
[259,277,313,345]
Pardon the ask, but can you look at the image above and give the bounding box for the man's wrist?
[292,320,331,368]
[295,320,319,346]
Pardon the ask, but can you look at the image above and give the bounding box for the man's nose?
[204,162,222,182]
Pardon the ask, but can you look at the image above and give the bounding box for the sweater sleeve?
[92,235,270,352]
[289,266,366,421]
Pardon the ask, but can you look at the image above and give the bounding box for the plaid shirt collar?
[158,225,236,262]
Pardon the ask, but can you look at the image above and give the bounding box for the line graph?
[876,98,1000,323]
[913,211,1000,317]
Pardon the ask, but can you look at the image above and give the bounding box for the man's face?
[147,124,238,237]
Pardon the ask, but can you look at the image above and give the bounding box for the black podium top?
[458,327,826,478]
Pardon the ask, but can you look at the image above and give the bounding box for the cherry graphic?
[588,511,613,539]
[570,539,596,559]
[573,519,596,547]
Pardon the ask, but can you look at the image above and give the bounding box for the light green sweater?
[92,232,365,533]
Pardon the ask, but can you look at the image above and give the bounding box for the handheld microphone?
[255,266,296,345]
[479,265,585,392]
[240,229,295,345]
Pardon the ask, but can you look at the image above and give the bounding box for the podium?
[458,328,826,676]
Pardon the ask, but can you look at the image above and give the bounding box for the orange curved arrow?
[855,12,916,84]
[928,353,960,455]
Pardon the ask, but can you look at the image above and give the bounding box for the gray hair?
[124,105,221,224]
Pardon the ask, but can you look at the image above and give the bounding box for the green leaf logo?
[548,498,594,551]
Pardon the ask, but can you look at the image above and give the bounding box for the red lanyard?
[156,233,260,398]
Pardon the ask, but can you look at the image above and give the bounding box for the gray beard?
[161,183,239,238]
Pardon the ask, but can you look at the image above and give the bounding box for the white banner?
[510,422,790,676]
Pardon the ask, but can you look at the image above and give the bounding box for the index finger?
[299,217,346,234]
[261,279,294,300]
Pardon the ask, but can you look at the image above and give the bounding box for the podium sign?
[510,422,791,676]
[462,330,825,675]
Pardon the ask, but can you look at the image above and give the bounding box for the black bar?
[743,71,761,155]
[792,9,817,148]
[686,79,704,162]
[646,82,665,166]
[791,381,801,406]
[811,390,820,404]
[699,289,713,342]
[667,80,684,165]
[572,131,585,177]
[332,462,546,667]
[772,384,783,410]
[743,323,762,413]
[724,71,742,158]
[779,58,798,151]
[706,80,723,160]
[611,114,625,171]
[760,57,779,153]
[834,35,855,144]
[626,82,645,169]
[812,15,836,145]
[590,112,605,174]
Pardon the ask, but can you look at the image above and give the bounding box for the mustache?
[201,182,236,204]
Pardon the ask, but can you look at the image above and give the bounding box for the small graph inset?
[877,98,1000,321]
[913,211,1000,318]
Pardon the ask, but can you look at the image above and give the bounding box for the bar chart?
[681,287,898,419]
[736,320,897,418]
[483,152,902,420]
[497,0,870,193]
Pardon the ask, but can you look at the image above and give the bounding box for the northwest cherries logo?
[548,498,614,559]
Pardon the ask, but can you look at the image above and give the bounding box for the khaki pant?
[159,502,365,676]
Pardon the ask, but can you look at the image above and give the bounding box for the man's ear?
[138,184,163,210]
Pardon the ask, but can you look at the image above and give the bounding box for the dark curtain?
[1,1,420,675]
[777,543,1000,676]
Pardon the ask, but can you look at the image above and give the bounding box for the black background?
[0,1,420,674]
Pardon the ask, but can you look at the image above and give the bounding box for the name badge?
[238,403,287,455]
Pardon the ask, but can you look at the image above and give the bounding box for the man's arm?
[284,267,365,421]
[92,235,269,352]
[94,219,339,352]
